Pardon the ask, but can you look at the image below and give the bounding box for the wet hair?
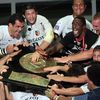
[87,62,100,86]
[93,45,100,52]
[23,3,37,15]
[72,0,86,5]
[8,13,25,25]
[74,16,86,26]
[93,12,100,20]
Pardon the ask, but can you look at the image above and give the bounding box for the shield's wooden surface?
[9,71,50,87]
[19,53,57,73]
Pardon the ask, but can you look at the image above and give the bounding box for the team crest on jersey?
[54,25,59,30]
[35,31,40,36]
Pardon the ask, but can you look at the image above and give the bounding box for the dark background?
[0,0,99,26]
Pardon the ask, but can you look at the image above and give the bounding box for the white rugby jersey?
[25,15,53,46]
[11,92,50,100]
[0,25,23,55]
[54,15,94,38]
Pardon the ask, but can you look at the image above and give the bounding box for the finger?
[0,69,7,74]
[14,46,19,51]
[1,65,9,69]
[48,85,52,88]
[0,76,3,80]
[50,71,55,74]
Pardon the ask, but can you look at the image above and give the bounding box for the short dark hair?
[8,13,25,25]
[93,45,100,52]
[74,16,86,26]
[87,62,100,86]
[72,0,86,5]
[23,3,37,15]
[93,12,100,20]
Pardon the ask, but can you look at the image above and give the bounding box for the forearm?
[54,87,84,96]
[62,75,87,83]
[39,40,50,50]
[5,85,13,100]
[0,82,5,100]
[59,65,69,72]
[45,42,64,56]
[40,29,54,50]
[44,29,54,44]
[66,49,93,62]
[0,55,9,65]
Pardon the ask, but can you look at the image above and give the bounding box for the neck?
[76,33,84,41]
[8,27,12,37]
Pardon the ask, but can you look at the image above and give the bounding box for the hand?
[44,66,60,74]
[47,74,63,82]
[31,51,41,63]
[36,46,47,57]
[54,56,69,63]
[51,86,65,96]
[15,41,30,49]
[6,50,21,63]
[8,50,21,58]
[20,41,30,47]
[6,44,19,54]
[45,87,56,100]
[51,84,59,91]
[0,65,9,74]
[0,76,3,80]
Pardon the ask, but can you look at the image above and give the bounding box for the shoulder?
[0,25,8,33]
[57,15,73,22]
[86,29,97,36]
[37,15,49,21]
[0,25,7,29]
[85,19,93,31]
[63,32,74,40]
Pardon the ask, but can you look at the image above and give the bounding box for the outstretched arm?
[44,64,69,74]
[47,74,87,83]
[51,85,84,96]
[31,42,64,63]
[54,49,93,63]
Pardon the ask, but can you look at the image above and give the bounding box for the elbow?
[82,49,93,60]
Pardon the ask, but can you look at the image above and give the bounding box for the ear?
[8,23,12,27]
[72,5,74,10]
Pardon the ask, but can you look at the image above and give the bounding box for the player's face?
[9,20,24,38]
[93,51,100,62]
[92,19,100,35]
[72,18,84,37]
[72,0,86,17]
[25,9,37,25]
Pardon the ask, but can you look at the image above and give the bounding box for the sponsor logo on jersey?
[35,31,40,36]
[54,25,59,30]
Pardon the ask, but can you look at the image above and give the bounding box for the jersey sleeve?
[0,48,7,55]
[54,19,64,36]
[41,16,54,43]
[80,84,90,93]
